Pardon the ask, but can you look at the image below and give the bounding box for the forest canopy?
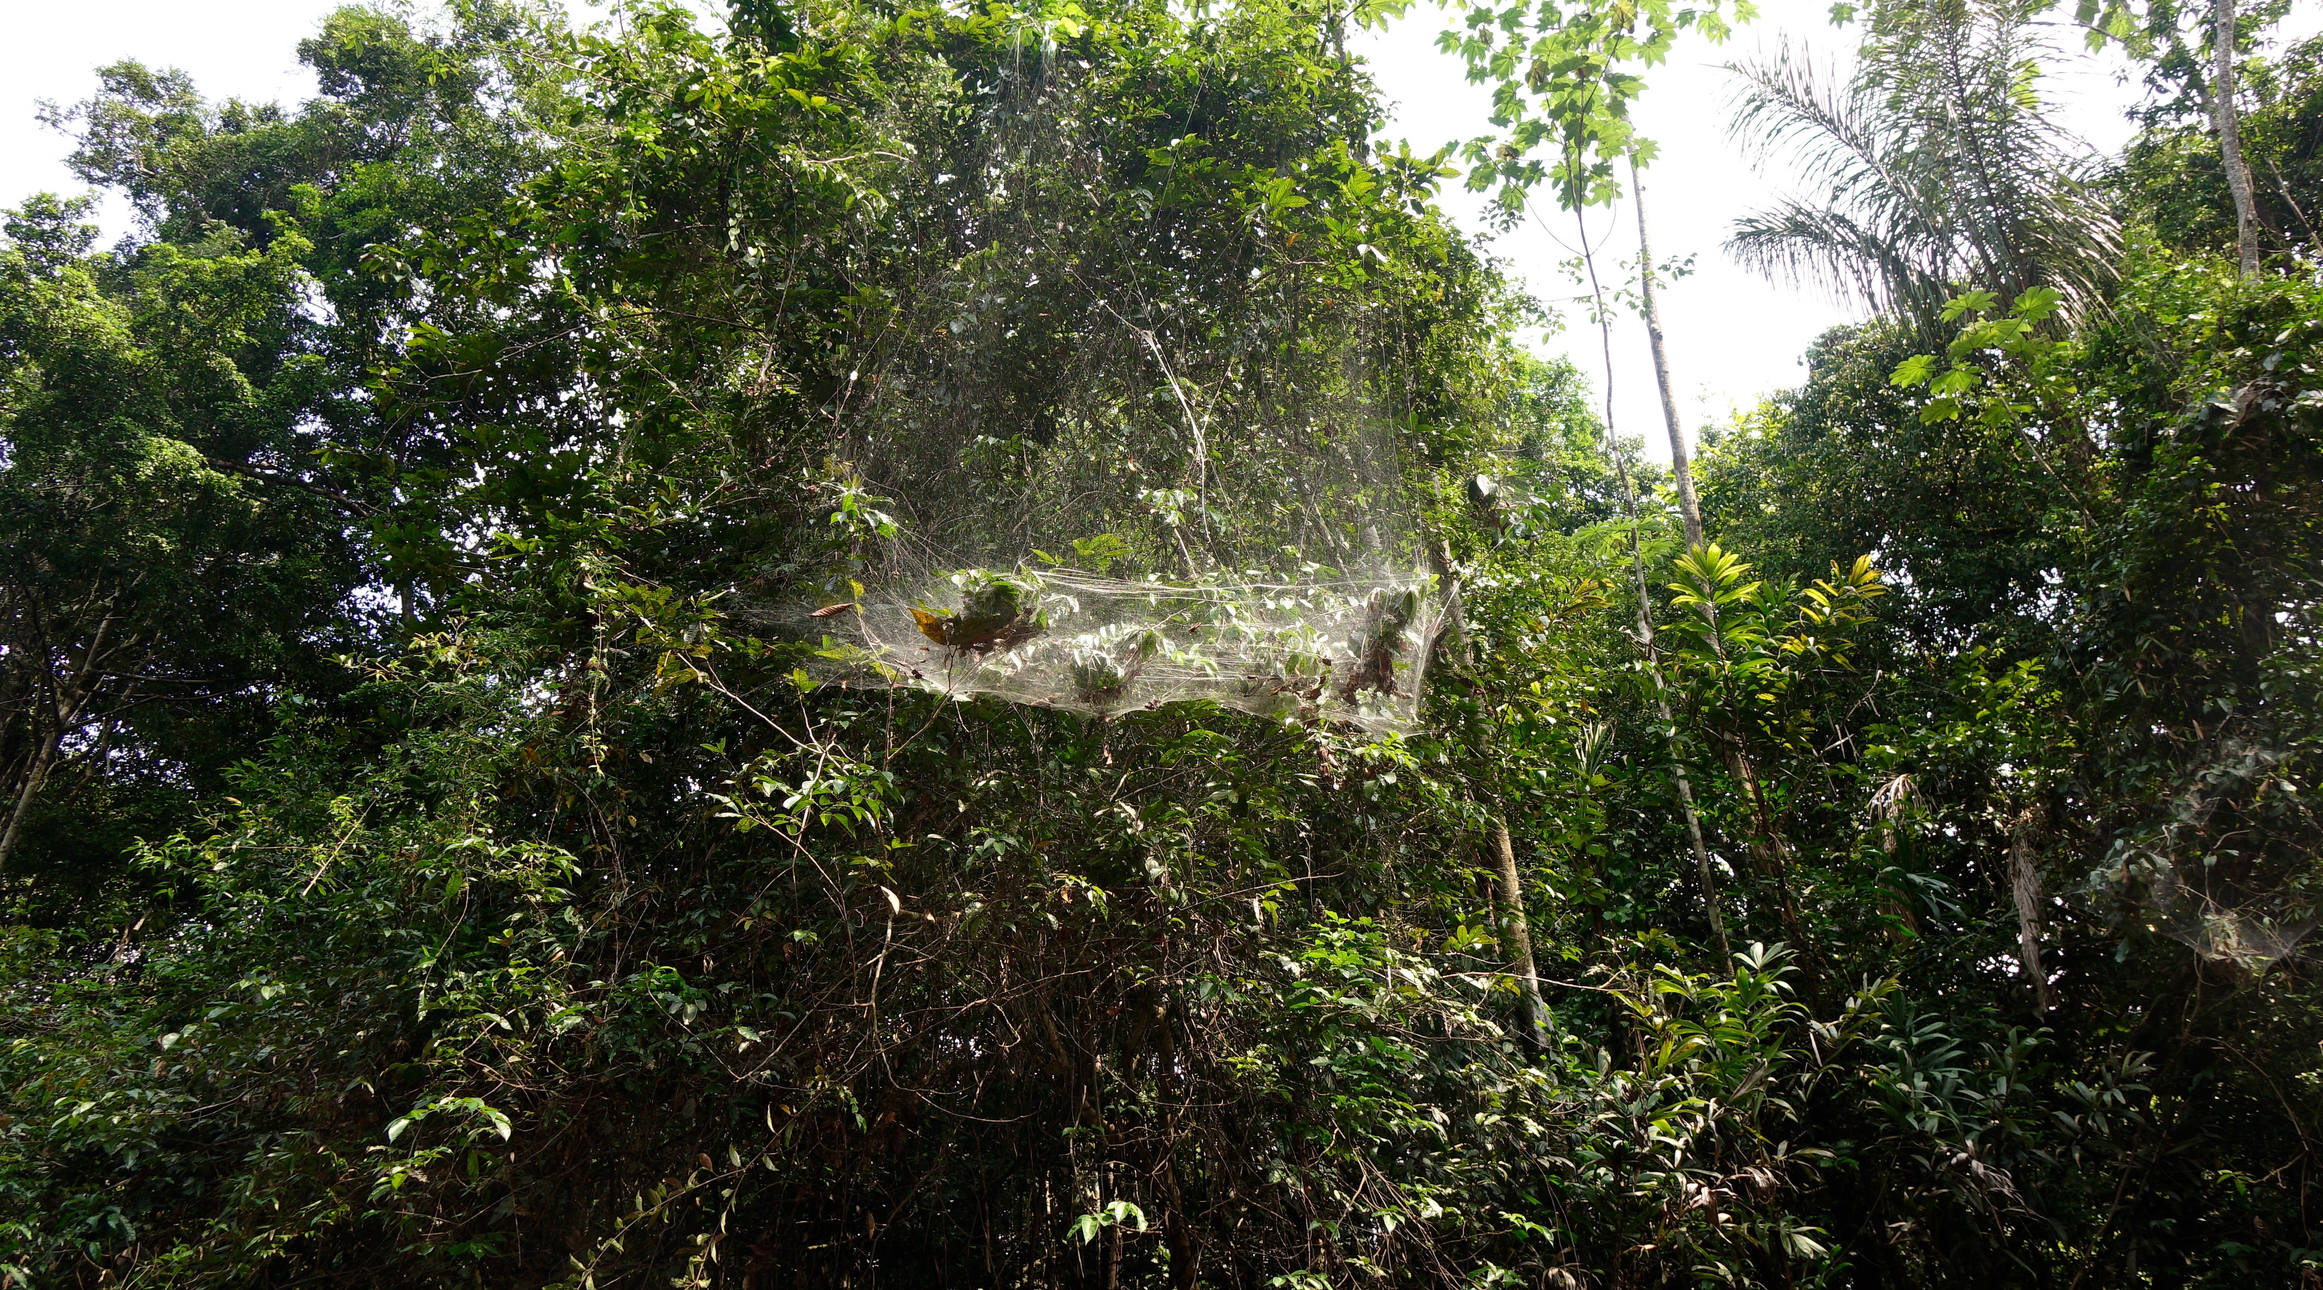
[1,0,2319,1287]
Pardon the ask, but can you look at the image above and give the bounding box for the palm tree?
[1721,0,2121,333]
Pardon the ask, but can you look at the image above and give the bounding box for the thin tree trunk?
[0,733,60,876]
[1671,759,1731,964]
[1727,747,1811,958]
[1430,553,1554,1028]
[0,608,120,875]
[1573,191,1732,969]
[1874,775,1923,944]
[1678,553,1814,981]
[2010,806,2055,1014]
[2213,0,2263,279]
[1106,1211,1124,1290]
[1631,158,1704,551]
[1491,819,1550,1052]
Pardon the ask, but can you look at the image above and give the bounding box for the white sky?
[3,0,357,237]
[4,0,2316,461]
[1357,0,2321,457]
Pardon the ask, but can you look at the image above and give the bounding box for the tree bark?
[2010,806,2055,1014]
[0,733,60,876]
[1671,758,1731,965]
[2213,0,2263,279]
[1727,747,1811,957]
[1873,775,1923,944]
[1631,568,1731,966]
[0,605,122,875]
[1491,820,1550,1052]
[1631,158,1704,551]
[1576,193,1731,970]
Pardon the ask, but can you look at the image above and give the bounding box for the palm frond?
[1727,200,1954,321]
[1721,0,2121,335]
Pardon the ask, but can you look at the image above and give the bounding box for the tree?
[6,2,2323,1286]
[1434,0,1752,546]
[1631,158,1704,549]
[2212,0,2264,275]
[2122,16,2318,265]
[1724,0,2121,332]
[0,196,359,898]
[0,2,1635,1283]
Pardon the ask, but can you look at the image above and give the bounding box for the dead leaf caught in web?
[910,607,951,645]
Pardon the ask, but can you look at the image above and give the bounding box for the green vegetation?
[1,0,2317,1286]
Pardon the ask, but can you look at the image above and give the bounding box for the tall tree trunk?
[0,607,120,875]
[1631,158,1704,551]
[1671,761,1730,964]
[2010,805,2055,1014]
[1576,194,1732,969]
[1873,775,1923,944]
[1491,819,1550,1052]
[0,733,60,876]
[1726,747,1810,959]
[1634,167,1772,970]
[2213,0,2263,279]
[1431,543,1556,1045]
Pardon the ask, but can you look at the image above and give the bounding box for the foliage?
[1725,0,2122,332]
[1434,0,1754,212]
[0,1,2320,1288]
[2123,29,2323,264]
[0,195,361,917]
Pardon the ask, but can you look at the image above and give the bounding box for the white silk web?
[806,565,1441,733]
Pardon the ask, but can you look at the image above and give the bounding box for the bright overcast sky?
[5,0,2317,462]
[1358,0,2319,457]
